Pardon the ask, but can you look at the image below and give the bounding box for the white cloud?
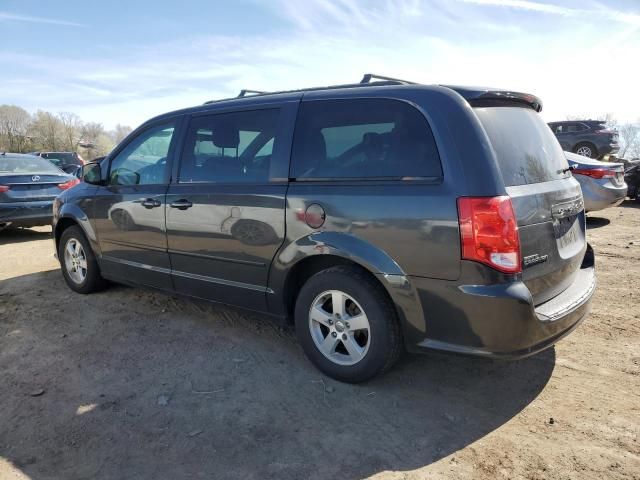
[0,11,83,27]
[456,0,640,26]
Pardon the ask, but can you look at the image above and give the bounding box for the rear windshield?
[43,152,82,166]
[475,107,570,186]
[0,156,64,174]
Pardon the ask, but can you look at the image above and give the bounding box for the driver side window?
[109,123,175,185]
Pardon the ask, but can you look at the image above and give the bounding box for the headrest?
[211,123,240,149]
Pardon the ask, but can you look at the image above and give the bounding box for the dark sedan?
[0,153,79,230]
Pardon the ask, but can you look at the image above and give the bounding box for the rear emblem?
[523,254,548,268]
[32,175,40,182]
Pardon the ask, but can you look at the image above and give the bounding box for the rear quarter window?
[475,107,570,186]
[291,98,442,180]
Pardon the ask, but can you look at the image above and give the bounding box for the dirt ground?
[0,202,638,480]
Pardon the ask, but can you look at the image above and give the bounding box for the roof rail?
[360,73,415,85]
[202,74,417,105]
[238,89,269,98]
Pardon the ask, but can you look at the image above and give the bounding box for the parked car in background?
[565,152,626,212]
[0,153,79,230]
[548,120,619,159]
[624,161,640,202]
[31,151,85,174]
[53,75,596,383]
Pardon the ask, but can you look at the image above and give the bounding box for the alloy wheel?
[308,290,371,366]
[63,238,88,284]
[576,146,593,157]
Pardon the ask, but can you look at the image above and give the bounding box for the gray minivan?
[53,75,595,383]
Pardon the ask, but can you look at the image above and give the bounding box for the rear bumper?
[406,245,596,359]
[578,178,627,212]
[0,201,54,227]
[599,143,619,156]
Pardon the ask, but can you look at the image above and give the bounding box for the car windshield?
[0,156,64,174]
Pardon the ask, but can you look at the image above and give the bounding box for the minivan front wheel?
[295,266,402,383]
[59,226,106,294]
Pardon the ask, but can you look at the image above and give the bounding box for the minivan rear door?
[475,107,586,305]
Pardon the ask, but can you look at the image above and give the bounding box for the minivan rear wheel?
[58,226,106,294]
[294,266,402,383]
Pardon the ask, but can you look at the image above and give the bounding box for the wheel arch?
[54,204,101,257]
[268,232,426,339]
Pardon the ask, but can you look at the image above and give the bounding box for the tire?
[58,225,106,294]
[574,142,598,159]
[294,266,402,383]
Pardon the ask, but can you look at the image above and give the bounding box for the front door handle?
[170,199,193,210]
[136,198,162,209]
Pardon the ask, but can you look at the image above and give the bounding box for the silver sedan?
[565,151,627,212]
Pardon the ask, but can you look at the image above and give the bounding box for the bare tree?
[29,111,63,151]
[617,122,640,159]
[112,124,133,144]
[566,113,617,128]
[0,105,31,152]
[79,122,108,160]
[80,122,104,145]
[58,112,82,151]
[0,105,132,158]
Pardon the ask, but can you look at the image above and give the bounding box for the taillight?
[0,185,9,193]
[572,168,615,179]
[457,196,521,274]
[57,178,80,190]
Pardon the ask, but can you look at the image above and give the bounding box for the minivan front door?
[92,121,178,290]
[165,105,294,310]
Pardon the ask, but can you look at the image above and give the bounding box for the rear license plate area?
[555,215,582,252]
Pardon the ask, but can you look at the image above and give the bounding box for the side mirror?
[82,162,103,185]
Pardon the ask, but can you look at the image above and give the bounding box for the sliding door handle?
[170,199,193,210]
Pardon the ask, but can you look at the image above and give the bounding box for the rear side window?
[291,98,441,179]
[178,109,279,183]
[475,107,570,186]
[566,123,586,133]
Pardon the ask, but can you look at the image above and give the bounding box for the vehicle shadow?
[0,227,51,246]
[620,198,640,209]
[586,216,611,229]
[0,271,556,479]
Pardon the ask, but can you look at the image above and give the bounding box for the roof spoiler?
[468,90,543,112]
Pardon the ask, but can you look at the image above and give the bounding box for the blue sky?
[1,0,639,129]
